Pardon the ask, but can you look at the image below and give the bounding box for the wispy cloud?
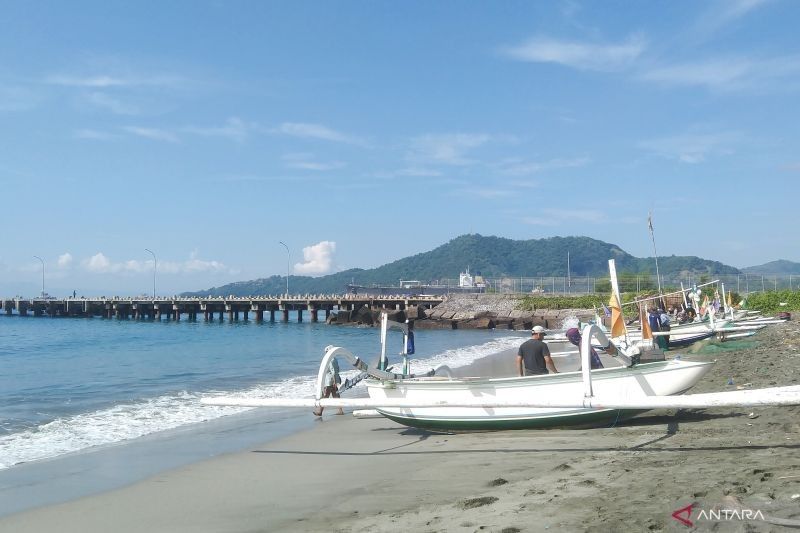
[496,156,590,176]
[184,117,251,142]
[638,130,742,163]
[453,188,514,199]
[408,133,492,166]
[522,208,606,226]
[293,241,336,275]
[639,55,800,92]
[124,126,179,143]
[83,251,230,274]
[216,174,323,183]
[282,153,345,171]
[0,85,41,112]
[690,0,771,40]
[74,129,118,141]
[500,34,646,71]
[45,73,185,88]
[83,92,139,115]
[274,122,366,146]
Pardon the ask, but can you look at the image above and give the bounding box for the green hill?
[742,260,800,275]
[183,234,741,297]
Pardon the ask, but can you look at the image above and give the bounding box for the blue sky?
[1,0,799,296]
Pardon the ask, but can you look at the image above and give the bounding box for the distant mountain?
[742,259,800,275]
[183,234,741,297]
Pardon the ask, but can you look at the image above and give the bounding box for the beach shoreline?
[2,323,799,532]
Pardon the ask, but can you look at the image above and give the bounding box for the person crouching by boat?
[517,325,558,376]
[565,327,603,370]
[313,357,344,417]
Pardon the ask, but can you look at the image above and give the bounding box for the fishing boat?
[203,260,800,430]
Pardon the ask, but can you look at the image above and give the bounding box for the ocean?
[0,314,522,513]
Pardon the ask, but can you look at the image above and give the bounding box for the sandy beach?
[2,323,799,532]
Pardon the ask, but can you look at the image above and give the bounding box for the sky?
[1,0,799,296]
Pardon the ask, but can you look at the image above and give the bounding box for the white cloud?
[124,126,179,143]
[690,0,771,39]
[408,133,491,166]
[83,252,230,275]
[497,157,590,176]
[74,129,117,141]
[522,208,606,226]
[293,241,336,275]
[500,34,646,71]
[84,91,139,115]
[85,252,114,273]
[282,153,345,171]
[275,122,366,145]
[57,253,73,268]
[639,55,800,91]
[45,73,184,88]
[0,85,40,112]
[184,117,250,142]
[638,131,741,163]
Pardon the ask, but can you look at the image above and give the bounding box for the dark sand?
[1,322,798,532]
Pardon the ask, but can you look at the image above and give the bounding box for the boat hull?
[367,360,714,431]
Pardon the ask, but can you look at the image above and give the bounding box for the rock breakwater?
[327,293,596,330]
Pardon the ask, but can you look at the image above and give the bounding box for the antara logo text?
[671,503,765,527]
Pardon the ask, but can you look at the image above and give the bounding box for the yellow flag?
[609,292,626,338]
[639,304,652,340]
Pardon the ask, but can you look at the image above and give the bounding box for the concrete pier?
[0,295,443,325]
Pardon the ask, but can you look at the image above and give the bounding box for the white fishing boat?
[203,260,800,431]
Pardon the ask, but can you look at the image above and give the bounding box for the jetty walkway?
[0,295,443,323]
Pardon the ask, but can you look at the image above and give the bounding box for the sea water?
[0,315,522,471]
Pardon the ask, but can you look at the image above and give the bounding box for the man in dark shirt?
[517,325,558,376]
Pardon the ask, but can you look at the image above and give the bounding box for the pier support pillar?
[228,310,235,322]
[297,309,303,322]
[310,308,318,322]
[174,309,180,321]
[33,308,42,317]
[281,309,289,322]
[255,310,264,322]
[269,310,276,322]
[242,311,248,322]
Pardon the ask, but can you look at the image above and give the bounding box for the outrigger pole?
[202,385,800,410]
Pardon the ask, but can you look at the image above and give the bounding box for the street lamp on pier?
[144,248,157,299]
[279,241,290,295]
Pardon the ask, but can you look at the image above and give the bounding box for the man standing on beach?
[517,325,558,376]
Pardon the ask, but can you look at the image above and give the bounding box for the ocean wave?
[0,335,521,469]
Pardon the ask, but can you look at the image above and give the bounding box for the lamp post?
[144,248,156,299]
[279,241,290,295]
[33,256,45,298]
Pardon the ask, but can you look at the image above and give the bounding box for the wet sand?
[1,322,799,532]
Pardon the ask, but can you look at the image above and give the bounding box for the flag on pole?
[700,295,709,317]
[648,212,654,233]
[601,303,611,317]
[639,303,653,341]
[608,292,626,338]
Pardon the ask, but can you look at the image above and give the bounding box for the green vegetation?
[745,290,800,313]
[518,294,610,311]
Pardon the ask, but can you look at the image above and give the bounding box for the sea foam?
[0,335,521,469]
